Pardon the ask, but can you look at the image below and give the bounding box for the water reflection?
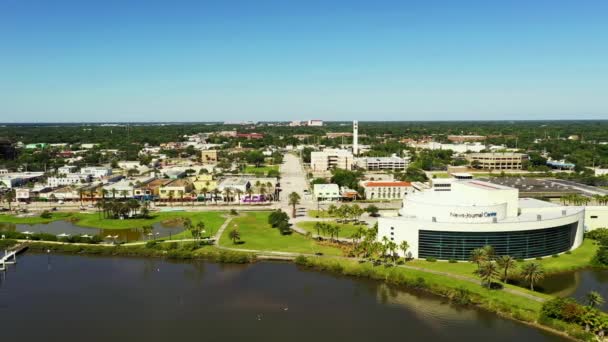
[0,220,185,242]
[0,255,566,341]
[538,269,608,312]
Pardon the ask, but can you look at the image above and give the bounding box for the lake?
[0,220,185,242]
[537,268,608,311]
[0,254,567,342]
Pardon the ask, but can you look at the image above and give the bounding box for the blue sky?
[1,0,607,122]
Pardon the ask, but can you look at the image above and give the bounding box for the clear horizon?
[1,0,607,122]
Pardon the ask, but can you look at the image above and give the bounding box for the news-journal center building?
[378,179,585,260]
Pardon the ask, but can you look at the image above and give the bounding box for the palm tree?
[521,262,545,291]
[201,187,209,204]
[585,291,605,308]
[496,255,517,283]
[482,245,495,261]
[223,188,233,203]
[78,188,85,206]
[387,241,398,262]
[380,236,390,261]
[111,188,117,199]
[213,189,220,203]
[168,191,174,206]
[399,240,410,260]
[288,192,301,218]
[259,184,267,202]
[245,187,254,201]
[229,228,241,244]
[5,189,15,211]
[235,189,243,205]
[478,261,499,288]
[470,248,488,267]
[196,221,206,239]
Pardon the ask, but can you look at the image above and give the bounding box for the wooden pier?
[0,243,29,271]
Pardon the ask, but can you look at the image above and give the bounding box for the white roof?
[314,184,339,192]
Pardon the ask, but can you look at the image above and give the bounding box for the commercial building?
[585,206,608,231]
[307,119,323,126]
[310,149,353,172]
[356,156,408,171]
[466,152,528,170]
[361,181,411,200]
[217,177,251,193]
[81,166,113,178]
[159,179,194,201]
[378,179,585,260]
[200,150,218,164]
[313,184,341,201]
[447,135,486,142]
[47,174,91,188]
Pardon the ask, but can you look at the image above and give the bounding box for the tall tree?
[585,291,605,308]
[521,262,545,291]
[496,255,517,283]
[288,192,301,218]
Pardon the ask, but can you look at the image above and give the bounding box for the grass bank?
[295,256,591,341]
[24,240,255,263]
[220,212,344,256]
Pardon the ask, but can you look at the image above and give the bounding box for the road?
[279,153,315,218]
[550,179,608,196]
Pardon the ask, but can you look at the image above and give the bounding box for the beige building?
[361,181,411,200]
[200,150,218,164]
[159,179,194,200]
[310,149,353,172]
[466,152,529,170]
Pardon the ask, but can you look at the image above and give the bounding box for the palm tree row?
[560,194,592,206]
[96,199,146,219]
[326,204,365,223]
[470,246,545,290]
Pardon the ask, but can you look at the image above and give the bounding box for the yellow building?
[159,179,194,200]
[201,150,218,164]
[190,175,218,192]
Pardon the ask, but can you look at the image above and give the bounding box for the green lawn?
[242,165,279,175]
[0,212,74,224]
[220,212,343,256]
[0,211,228,236]
[296,221,367,239]
[408,239,599,278]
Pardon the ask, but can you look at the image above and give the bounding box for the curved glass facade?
[418,222,578,261]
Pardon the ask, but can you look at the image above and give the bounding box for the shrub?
[552,254,559,258]
[145,241,158,248]
[425,257,437,262]
[40,210,52,219]
[448,259,457,263]
[230,209,238,216]
[535,257,543,260]
[565,251,572,255]
[294,255,309,265]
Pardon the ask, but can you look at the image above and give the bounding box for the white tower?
[353,120,359,156]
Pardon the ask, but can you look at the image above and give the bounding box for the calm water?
[0,220,184,242]
[0,254,566,342]
[537,269,608,311]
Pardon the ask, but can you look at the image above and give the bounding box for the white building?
[356,156,408,171]
[593,168,608,176]
[378,179,585,260]
[307,120,323,127]
[585,206,608,231]
[361,181,411,200]
[58,165,78,175]
[81,166,112,178]
[218,177,251,193]
[310,149,353,172]
[47,174,91,188]
[313,184,341,201]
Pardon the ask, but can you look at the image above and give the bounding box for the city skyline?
[1,0,607,122]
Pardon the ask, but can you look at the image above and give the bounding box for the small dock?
[0,243,29,271]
